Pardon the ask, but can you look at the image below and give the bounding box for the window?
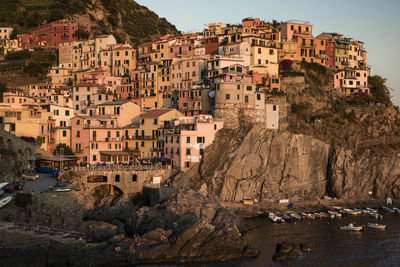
[186,148,191,155]
[76,131,80,137]
[257,94,261,100]
[115,175,120,182]
[245,96,249,103]
[200,149,204,155]
[273,105,277,111]
[62,130,67,137]
[76,120,80,125]
[258,48,261,54]
[65,110,70,116]
[154,119,158,125]
[214,124,217,130]
[246,86,252,91]
[93,155,96,161]
[225,94,230,100]
[132,174,137,182]
[186,137,190,143]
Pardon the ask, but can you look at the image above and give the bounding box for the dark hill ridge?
[0,0,178,46]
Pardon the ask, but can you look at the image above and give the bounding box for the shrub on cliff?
[369,75,392,106]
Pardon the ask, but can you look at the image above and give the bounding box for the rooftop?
[141,109,175,118]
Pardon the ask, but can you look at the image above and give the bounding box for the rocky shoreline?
[0,190,398,266]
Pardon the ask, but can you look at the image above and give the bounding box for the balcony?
[341,61,349,66]
[84,124,119,129]
[123,135,156,140]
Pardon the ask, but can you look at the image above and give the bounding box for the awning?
[99,151,130,156]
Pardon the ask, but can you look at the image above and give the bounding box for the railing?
[84,124,119,129]
[123,135,156,140]
[73,165,172,172]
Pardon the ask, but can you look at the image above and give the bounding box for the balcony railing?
[84,124,119,129]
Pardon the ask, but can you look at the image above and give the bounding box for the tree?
[49,9,65,22]
[73,28,90,40]
[0,82,7,102]
[369,75,392,106]
[54,143,74,156]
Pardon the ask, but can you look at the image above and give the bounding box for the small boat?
[340,223,364,232]
[366,208,378,213]
[382,206,395,213]
[393,207,400,214]
[277,213,292,223]
[301,212,316,220]
[0,182,9,189]
[353,208,362,215]
[287,211,302,221]
[367,223,386,230]
[328,211,342,218]
[21,174,39,181]
[317,212,330,219]
[333,206,343,210]
[268,213,284,223]
[0,196,12,208]
[54,188,71,192]
[344,209,359,216]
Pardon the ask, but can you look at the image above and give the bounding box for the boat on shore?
[340,223,364,232]
[343,209,359,216]
[367,208,378,213]
[277,213,292,222]
[54,188,71,192]
[268,213,284,223]
[393,207,400,214]
[301,212,316,220]
[21,174,39,181]
[0,196,12,208]
[367,223,386,230]
[382,206,395,213]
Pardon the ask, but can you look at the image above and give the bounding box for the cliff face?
[174,126,400,201]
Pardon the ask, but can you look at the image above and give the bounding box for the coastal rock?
[273,241,300,261]
[175,126,330,201]
[174,126,400,201]
[86,221,118,242]
[125,190,247,262]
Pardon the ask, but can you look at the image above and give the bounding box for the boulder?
[85,221,118,242]
[273,241,300,261]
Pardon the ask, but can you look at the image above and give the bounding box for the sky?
[136,0,400,105]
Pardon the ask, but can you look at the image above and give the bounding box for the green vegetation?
[291,102,313,120]
[4,50,31,60]
[369,75,392,106]
[54,143,75,156]
[0,0,178,47]
[0,82,7,102]
[392,142,400,152]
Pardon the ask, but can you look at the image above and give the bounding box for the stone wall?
[0,129,36,181]
[214,95,287,130]
[71,167,174,198]
[281,76,305,95]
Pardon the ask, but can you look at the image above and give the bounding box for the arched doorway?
[92,184,124,206]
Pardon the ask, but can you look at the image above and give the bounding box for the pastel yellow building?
[123,109,182,159]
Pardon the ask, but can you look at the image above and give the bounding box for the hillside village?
[0,17,373,172]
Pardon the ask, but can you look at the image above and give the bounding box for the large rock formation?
[174,126,400,201]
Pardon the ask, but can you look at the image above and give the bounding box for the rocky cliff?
[174,125,400,201]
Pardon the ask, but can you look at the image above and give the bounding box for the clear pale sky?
[136,0,400,105]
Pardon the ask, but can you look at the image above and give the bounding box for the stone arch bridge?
[69,165,174,198]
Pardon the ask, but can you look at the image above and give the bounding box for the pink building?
[71,101,140,164]
[279,21,312,41]
[334,68,369,95]
[164,115,223,170]
[169,39,195,58]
